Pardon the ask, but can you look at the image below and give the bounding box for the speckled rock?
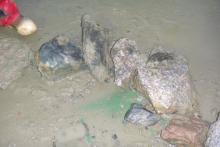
[111,38,140,88]
[32,35,86,81]
[82,14,113,83]
[161,116,208,147]
[204,114,220,147]
[134,47,198,114]
[0,36,30,89]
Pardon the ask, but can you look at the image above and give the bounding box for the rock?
[161,116,208,147]
[204,113,220,147]
[82,14,113,83]
[0,36,30,89]
[134,47,198,114]
[55,123,87,143]
[32,35,86,81]
[111,38,140,88]
[124,103,161,126]
[112,134,118,140]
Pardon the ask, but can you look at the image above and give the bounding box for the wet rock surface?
[205,114,220,147]
[0,36,30,89]
[33,35,86,81]
[134,47,198,114]
[82,14,113,83]
[111,38,140,88]
[124,103,161,126]
[161,116,208,147]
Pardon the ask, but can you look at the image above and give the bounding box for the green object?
[81,87,138,116]
[78,118,91,146]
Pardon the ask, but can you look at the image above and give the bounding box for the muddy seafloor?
[0,0,220,147]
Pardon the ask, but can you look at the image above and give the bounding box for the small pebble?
[91,136,96,139]
[112,134,118,140]
[112,113,117,118]
[115,140,120,146]
[104,78,110,83]
[122,120,127,125]
[145,127,148,130]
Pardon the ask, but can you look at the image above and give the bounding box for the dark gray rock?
[205,113,220,147]
[111,38,140,88]
[0,36,30,89]
[33,35,86,81]
[124,103,161,126]
[82,14,113,83]
[134,47,199,115]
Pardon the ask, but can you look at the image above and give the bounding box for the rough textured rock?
[134,47,198,114]
[82,14,113,83]
[33,35,86,81]
[111,38,140,88]
[161,116,208,147]
[124,103,161,126]
[0,36,30,89]
[204,114,220,147]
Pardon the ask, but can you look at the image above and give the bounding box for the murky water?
[1,0,220,146]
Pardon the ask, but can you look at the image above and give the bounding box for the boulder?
[82,14,113,83]
[204,114,220,147]
[161,116,208,147]
[33,35,86,81]
[0,36,30,89]
[111,38,140,88]
[134,47,198,114]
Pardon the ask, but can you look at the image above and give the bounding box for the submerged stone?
[0,36,30,89]
[34,35,86,81]
[205,113,220,147]
[82,14,113,83]
[124,103,161,126]
[111,38,140,88]
[161,116,208,147]
[134,47,198,115]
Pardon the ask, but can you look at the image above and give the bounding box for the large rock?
[33,35,86,81]
[111,38,140,88]
[161,116,208,147]
[0,36,30,89]
[204,113,220,147]
[82,14,113,82]
[134,47,198,114]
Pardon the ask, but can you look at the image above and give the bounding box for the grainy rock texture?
[204,114,220,147]
[124,103,161,126]
[111,38,140,88]
[134,47,198,114]
[82,14,113,83]
[161,116,208,147]
[0,36,30,89]
[34,35,86,81]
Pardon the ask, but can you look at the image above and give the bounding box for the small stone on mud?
[112,134,118,140]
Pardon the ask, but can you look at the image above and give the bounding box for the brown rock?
[161,116,208,147]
